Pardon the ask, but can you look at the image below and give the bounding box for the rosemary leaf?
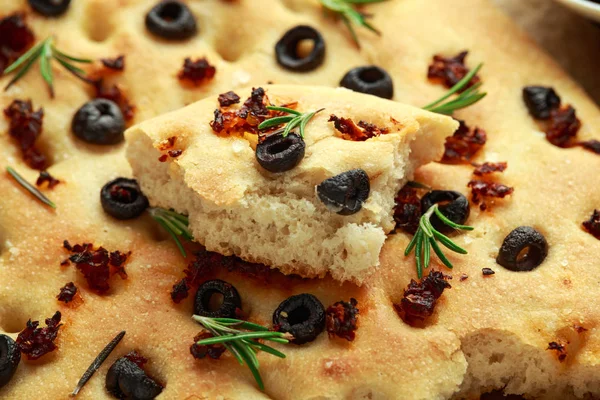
[6,166,56,208]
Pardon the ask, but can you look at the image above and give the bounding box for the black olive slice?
[106,357,163,400]
[317,169,370,216]
[255,131,305,173]
[145,0,197,41]
[340,66,394,99]
[275,25,326,72]
[496,226,548,272]
[28,0,71,17]
[100,178,149,220]
[0,334,20,389]
[522,86,561,120]
[421,190,470,234]
[273,293,325,345]
[72,99,125,145]
[194,279,242,319]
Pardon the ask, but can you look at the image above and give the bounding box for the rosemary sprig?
[258,106,324,138]
[404,204,474,279]
[149,207,193,257]
[3,36,92,98]
[6,166,56,208]
[193,316,293,391]
[70,331,126,397]
[422,63,486,115]
[320,0,386,48]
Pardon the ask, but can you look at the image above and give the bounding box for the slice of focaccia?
[126,85,457,283]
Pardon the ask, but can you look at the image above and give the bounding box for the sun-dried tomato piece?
[545,106,581,148]
[393,185,421,234]
[395,270,451,322]
[583,209,600,239]
[171,279,190,303]
[0,13,35,72]
[547,341,567,362]
[427,51,480,90]
[57,282,78,303]
[62,241,130,293]
[580,140,600,155]
[158,136,177,151]
[482,268,495,276]
[468,180,514,211]
[190,332,226,360]
[93,80,135,121]
[36,170,60,189]
[473,162,507,176]
[358,120,388,136]
[168,149,182,158]
[178,57,216,85]
[3,99,46,170]
[243,87,269,119]
[441,120,487,164]
[209,87,276,135]
[326,298,359,341]
[101,55,125,71]
[328,115,388,141]
[124,351,148,368]
[218,91,241,107]
[16,311,62,360]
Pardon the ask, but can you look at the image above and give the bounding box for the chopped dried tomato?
[427,51,480,90]
[459,274,468,281]
[547,341,567,362]
[16,311,62,360]
[358,120,388,136]
[62,241,130,293]
[101,55,125,71]
[57,282,78,303]
[395,270,451,322]
[171,279,190,303]
[328,115,388,141]
[209,87,276,135]
[36,170,60,189]
[93,79,135,121]
[168,149,182,158]
[218,91,241,107]
[482,268,495,276]
[468,180,514,210]
[158,136,177,150]
[326,298,359,341]
[545,106,581,148]
[3,99,46,170]
[580,140,600,155]
[190,332,226,360]
[178,57,216,85]
[441,120,487,164]
[158,154,168,162]
[393,185,421,234]
[0,13,35,72]
[124,351,148,368]
[473,162,507,176]
[243,87,269,119]
[583,209,600,239]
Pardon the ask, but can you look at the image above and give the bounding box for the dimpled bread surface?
[0,0,599,400]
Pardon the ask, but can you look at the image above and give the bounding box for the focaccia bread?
[126,85,457,283]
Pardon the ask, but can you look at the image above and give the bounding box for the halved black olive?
[0,334,20,389]
[496,226,548,272]
[255,131,305,173]
[72,99,125,145]
[522,86,561,120]
[317,169,370,215]
[194,279,242,319]
[106,357,163,400]
[273,293,325,345]
[275,25,325,72]
[100,178,149,220]
[339,66,394,99]
[145,0,197,40]
[28,0,71,17]
[421,190,470,234]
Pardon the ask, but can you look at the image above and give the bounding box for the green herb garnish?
[320,0,386,48]
[422,63,486,115]
[258,106,324,138]
[193,316,292,391]
[149,208,193,257]
[6,166,56,208]
[3,36,92,98]
[404,204,474,279]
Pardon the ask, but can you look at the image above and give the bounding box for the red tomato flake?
[441,120,487,164]
[57,282,78,303]
[3,99,46,170]
[427,51,480,90]
[468,180,513,211]
[473,162,507,176]
[218,91,240,107]
[101,55,125,71]
[36,170,60,189]
[328,115,388,141]
[580,139,600,155]
[124,351,148,368]
[325,298,359,341]
[393,185,421,234]
[168,149,182,158]
[547,341,567,362]
[394,270,451,323]
[0,13,35,72]
[583,209,600,239]
[93,80,135,121]
[158,154,168,162]
[62,241,130,293]
[190,332,226,360]
[545,105,581,148]
[178,57,216,85]
[16,311,62,360]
